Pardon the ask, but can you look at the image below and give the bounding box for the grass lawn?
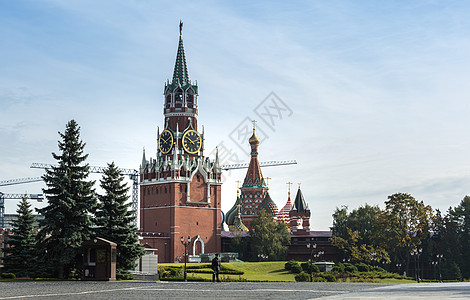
[160,261,296,282]
[224,262,296,282]
[159,262,415,283]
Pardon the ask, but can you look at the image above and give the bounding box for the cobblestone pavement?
[0,281,393,299]
[0,281,469,299]
[320,282,470,300]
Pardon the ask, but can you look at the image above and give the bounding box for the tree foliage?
[331,204,386,263]
[2,197,38,277]
[36,120,97,279]
[95,162,145,278]
[332,204,381,244]
[330,228,389,264]
[446,196,470,278]
[376,193,433,251]
[375,193,433,274]
[247,210,290,261]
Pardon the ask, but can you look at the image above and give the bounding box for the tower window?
[187,94,194,108]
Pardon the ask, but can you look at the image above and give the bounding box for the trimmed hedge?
[159,264,244,276]
[285,260,299,271]
[301,262,320,274]
[1,273,16,279]
[322,273,336,282]
[294,271,310,282]
[186,264,212,270]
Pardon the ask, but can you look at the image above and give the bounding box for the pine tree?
[37,120,97,279]
[2,196,38,277]
[96,162,144,279]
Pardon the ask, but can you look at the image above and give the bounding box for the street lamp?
[307,242,317,256]
[181,236,191,281]
[306,243,317,282]
[314,251,324,260]
[436,254,443,283]
[411,248,423,283]
[396,263,402,275]
[431,261,438,281]
[370,252,377,266]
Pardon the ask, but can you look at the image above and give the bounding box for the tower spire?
[179,20,183,37]
[244,120,263,187]
[172,21,190,85]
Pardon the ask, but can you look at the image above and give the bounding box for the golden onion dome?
[249,128,260,145]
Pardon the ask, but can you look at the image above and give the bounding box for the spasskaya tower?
[138,21,222,263]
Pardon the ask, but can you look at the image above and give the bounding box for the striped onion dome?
[261,192,278,216]
[276,194,292,224]
[225,192,241,227]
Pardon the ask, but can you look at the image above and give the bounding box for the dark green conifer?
[96,162,144,279]
[37,120,97,279]
[2,196,38,277]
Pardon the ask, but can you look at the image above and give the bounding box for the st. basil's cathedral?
[138,23,337,263]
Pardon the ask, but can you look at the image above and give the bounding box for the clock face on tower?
[182,129,202,154]
[159,130,174,154]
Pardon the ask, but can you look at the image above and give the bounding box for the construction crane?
[0,177,42,186]
[31,163,139,225]
[29,160,296,226]
[221,160,297,170]
[0,192,43,228]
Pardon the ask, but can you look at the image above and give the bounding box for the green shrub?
[188,267,244,275]
[285,260,299,271]
[356,263,371,272]
[291,263,303,274]
[301,261,320,273]
[158,266,183,279]
[117,270,135,280]
[333,262,345,273]
[372,266,385,272]
[313,276,327,282]
[295,271,310,282]
[1,273,16,279]
[343,263,358,273]
[186,264,212,270]
[322,273,336,282]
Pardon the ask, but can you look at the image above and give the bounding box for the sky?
[2,0,470,230]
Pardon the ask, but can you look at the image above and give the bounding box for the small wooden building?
[83,237,117,281]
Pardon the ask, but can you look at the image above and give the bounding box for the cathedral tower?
[289,185,311,234]
[233,123,278,229]
[139,22,222,262]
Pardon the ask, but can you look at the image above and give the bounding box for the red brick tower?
[138,22,222,262]
[289,185,311,234]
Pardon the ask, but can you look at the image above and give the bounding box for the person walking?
[211,253,221,282]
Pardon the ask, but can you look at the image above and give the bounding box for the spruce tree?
[37,120,97,279]
[2,196,38,277]
[96,162,144,279]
